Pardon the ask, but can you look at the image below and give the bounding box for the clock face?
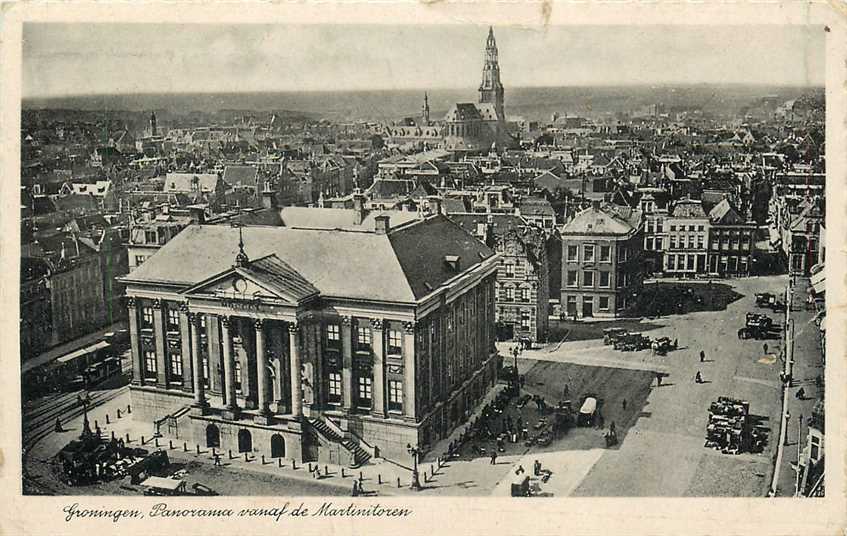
[232,276,247,293]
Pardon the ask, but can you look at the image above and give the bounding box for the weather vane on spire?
[231,218,249,267]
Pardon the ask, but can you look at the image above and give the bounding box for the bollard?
[325,465,328,476]
[378,474,382,484]
[212,448,216,458]
[184,442,188,452]
[245,452,249,462]
[141,435,145,445]
[359,471,363,481]
[431,465,434,476]
[262,455,266,465]
[106,414,110,425]
[292,460,297,470]
[278,458,283,468]
[127,404,131,414]
[228,449,233,460]
[197,444,201,455]
[169,440,173,449]
[117,409,122,419]
[424,474,428,483]
[125,432,130,442]
[342,468,346,478]
[111,430,115,440]
[397,477,401,488]
[95,419,99,429]
[155,438,159,447]
[308,463,312,472]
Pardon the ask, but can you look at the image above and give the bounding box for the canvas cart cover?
[580,397,597,415]
[141,476,184,490]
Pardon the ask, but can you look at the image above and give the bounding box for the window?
[504,263,515,277]
[144,350,157,376]
[697,235,704,249]
[669,236,677,249]
[670,225,676,232]
[645,237,654,251]
[584,245,595,262]
[506,287,515,301]
[688,254,696,271]
[567,245,578,261]
[646,220,654,234]
[327,372,342,403]
[656,219,664,233]
[167,308,180,331]
[667,254,676,271]
[697,225,704,232]
[388,329,402,355]
[326,324,340,344]
[234,361,242,392]
[566,296,578,315]
[388,380,403,412]
[170,352,183,378]
[566,270,578,287]
[358,376,373,405]
[583,271,595,287]
[600,245,611,262]
[599,271,610,288]
[142,307,154,327]
[520,287,530,302]
[135,255,146,266]
[599,296,610,311]
[145,230,157,244]
[356,325,372,350]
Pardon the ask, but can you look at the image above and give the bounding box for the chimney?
[374,214,390,235]
[428,195,443,216]
[353,190,366,225]
[261,181,278,209]
[189,206,205,224]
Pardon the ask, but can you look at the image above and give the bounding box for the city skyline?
[23,24,825,99]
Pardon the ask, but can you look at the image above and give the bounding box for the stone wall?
[130,386,193,425]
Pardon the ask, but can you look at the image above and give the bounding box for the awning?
[56,341,111,364]
[811,263,825,295]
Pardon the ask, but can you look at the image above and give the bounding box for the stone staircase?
[307,417,372,467]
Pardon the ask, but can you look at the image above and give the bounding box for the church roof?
[445,103,482,122]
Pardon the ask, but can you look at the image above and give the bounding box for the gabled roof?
[445,103,482,122]
[708,198,744,225]
[223,165,259,188]
[561,204,636,236]
[278,206,420,231]
[670,199,708,219]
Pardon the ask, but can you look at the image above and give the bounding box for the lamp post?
[406,443,422,491]
[78,391,92,439]
[513,346,520,397]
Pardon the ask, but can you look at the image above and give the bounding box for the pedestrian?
[622,399,627,411]
[699,350,706,363]
[610,421,616,434]
[563,384,569,399]
[213,453,222,466]
[763,343,769,355]
[695,371,703,384]
[796,387,806,400]
[673,338,678,349]
[490,451,498,465]
[352,481,359,497]
[55,417,63,433]
[516,465,525,475]
[533,459,541,476]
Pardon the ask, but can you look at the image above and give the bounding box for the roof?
[518,197,555,217]
[561,204,636,236]
[223,165,259,188]
[445,103,482,122]
[670,199,708,219]
[125,215,494,303]
[279,206,421,231]
[708,198,744,225]
[238,254,320,301]
[448,213,527,239]
[164,173,219,193]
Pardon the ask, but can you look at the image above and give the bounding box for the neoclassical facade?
[122,215,500,464]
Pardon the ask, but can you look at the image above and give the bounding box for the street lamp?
[513,346,520,397]
[406,443,422,490]
[78,391,92,440]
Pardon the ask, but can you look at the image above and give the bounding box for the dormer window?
[445,255,461,273]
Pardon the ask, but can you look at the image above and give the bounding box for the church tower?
[478,26,505,120]
[149,111,158,137]
[421,92,431,126]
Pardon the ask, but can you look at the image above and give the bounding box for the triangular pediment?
[182,267,296,303]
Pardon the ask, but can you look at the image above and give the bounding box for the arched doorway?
[237,428,252,453]
[270,434,285,458]
[206,424,220,448]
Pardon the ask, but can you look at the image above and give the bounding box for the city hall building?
[121,214,500,465]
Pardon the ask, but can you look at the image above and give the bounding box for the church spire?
[479,26,505,120]
[421,92,431,126]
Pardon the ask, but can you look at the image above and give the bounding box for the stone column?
[340,316,354,411]
[207,315,221,394]
[255,319,270,417]
[127,298,143,386]
[189,313,207,408]
[289,322,302,418]
[371,319,385,418]
[403,321,417,421]
[221,316,239,415]
[152,299,168,388]
[179,304,193,393]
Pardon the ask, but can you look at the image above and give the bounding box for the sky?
[22,23,826,98]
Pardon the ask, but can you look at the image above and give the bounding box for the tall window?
[358,376,373,406]
[600,245,611,262]
[388,380,403,412]
[506,287,515,301]
[520,287,530,302]
[599,271,610,288]
[583,271,595,288]
[520,311,531,329]
[135,255,146,266]
[167,308,180,331]
[170,352,183,378]
[327,372,342,403]
[599,296,610,311]
[234,361,242,392]
[566,270,578,287]
[144,350,157,376]
[326,324,340,346]
[142,307,154,327]
[567,245,578,261]
[356,325,372,351]
[505,263,515,277]
[584,245,595,263]
[388,329,402,355]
